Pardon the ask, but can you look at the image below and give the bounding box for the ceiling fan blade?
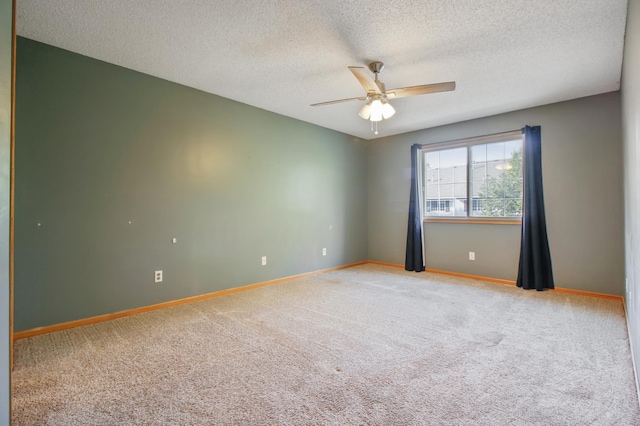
[386,81,456,99]
[310,96,366,107]
[349,66,382,95]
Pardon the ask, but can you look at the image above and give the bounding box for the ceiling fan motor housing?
[368,61,385,75]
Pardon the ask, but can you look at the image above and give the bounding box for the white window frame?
[420,130,524,224]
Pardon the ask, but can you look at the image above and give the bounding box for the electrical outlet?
[322,248,327,256]
[261,256,267,266]
[469,252,475,261]
[154,270,163,283]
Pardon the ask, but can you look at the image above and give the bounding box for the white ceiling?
[17,0,628,140]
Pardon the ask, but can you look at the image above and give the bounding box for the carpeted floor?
[11,264,640,425]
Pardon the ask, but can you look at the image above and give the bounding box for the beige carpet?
[12,264,640,425]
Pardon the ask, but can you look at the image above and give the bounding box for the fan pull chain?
[374,121,379,135]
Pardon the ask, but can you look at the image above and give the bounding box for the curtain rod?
[419,128,522,149]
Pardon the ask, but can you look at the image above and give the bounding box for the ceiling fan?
[311,61,455,134]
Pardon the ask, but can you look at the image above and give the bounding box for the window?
[422,132,523,220]
[424,147,467,217]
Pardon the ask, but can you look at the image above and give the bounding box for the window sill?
[424,218,522,225]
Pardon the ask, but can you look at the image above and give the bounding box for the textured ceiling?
[17,0,628,140]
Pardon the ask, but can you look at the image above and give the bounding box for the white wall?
[622,0,640,400]
[0,0,12,422]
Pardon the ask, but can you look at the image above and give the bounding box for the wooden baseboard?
[13,261,368,340]
[366,261,623,302]
[425,268,516,286]
[367,261,516,285]
[551,287,623,301]
[366,260,405,269]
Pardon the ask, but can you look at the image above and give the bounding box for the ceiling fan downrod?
[368,61,385,81]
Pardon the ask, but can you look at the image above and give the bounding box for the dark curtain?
[517,126,554,290]
[405,143,425,272]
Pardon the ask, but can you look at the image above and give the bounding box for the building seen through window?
[423,135,523,218]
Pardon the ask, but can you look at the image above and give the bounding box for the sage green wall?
[622,0,640,397]
[0,0,11,421]
[368,92,624,295]
[15,38,368,331]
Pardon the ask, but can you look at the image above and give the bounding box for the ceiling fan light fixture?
[369,99,384,122]
[370,111,383,122]
[358,101,372,120]
[381,101,396,119]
